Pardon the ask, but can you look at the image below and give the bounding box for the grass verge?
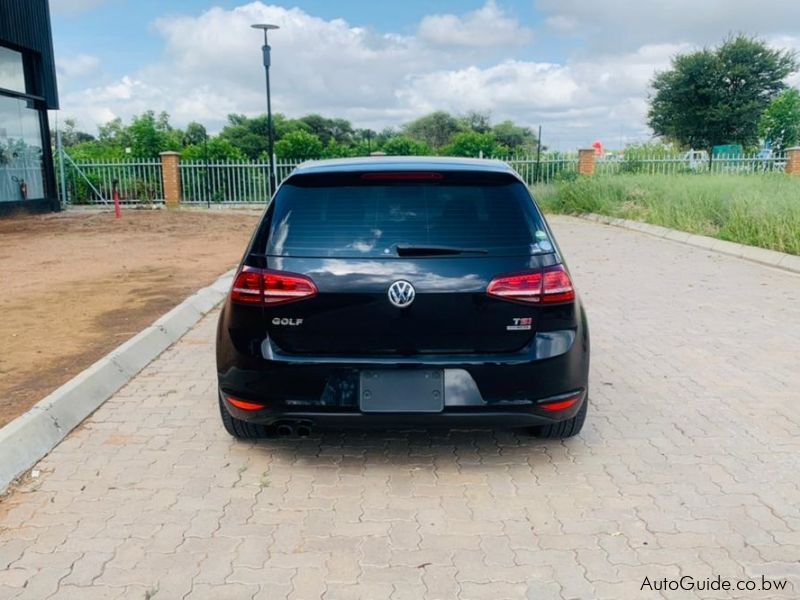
[532,174,800,255]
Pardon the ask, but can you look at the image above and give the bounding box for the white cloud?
[769,35,800,87]
[417,1,533,48]
[56,54,100,80]
[50,0,107,15]
[538,0,800,50]
[397,43,689,147]
[61,2,438,131]
[399,62,582,113]
[149,4,422,121]
[544,16,579,35]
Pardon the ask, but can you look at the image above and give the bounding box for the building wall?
[0,0,59,213]
[0,0,59,109]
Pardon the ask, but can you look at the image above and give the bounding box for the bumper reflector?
[539,391,583,412]
[226,396,265,411]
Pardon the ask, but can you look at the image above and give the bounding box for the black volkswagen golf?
[216,157,589,439]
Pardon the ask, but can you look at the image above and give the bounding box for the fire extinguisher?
[12,176,27,200]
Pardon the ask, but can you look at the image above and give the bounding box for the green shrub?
[533,174,800,255]
[274,131,324,160]
[382,136,430,156]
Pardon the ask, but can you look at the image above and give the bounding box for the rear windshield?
[265,171,552,258]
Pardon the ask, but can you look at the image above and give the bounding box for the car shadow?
[249,426,578,468]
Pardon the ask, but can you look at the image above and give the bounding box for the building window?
[0,96,45,202]
[0,46,26,94]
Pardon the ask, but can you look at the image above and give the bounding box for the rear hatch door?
[260,169,555,356]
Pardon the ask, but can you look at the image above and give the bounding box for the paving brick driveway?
[1,216,800,600]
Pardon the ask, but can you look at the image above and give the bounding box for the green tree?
[274,130,324,159]
[97,117,132,148]
[328,118,354,144]
[381,136,431,156]
[181,138,245,161]
[55,118,95,147]
[183,122,208,146]
[353,128,378,153]
[323,138,352,158]
[492,120,538,153]
[298,114,354,145]
[460,110,492,133]
[218,114,270,159]
[298,114,331,144]
[126,111,179,158]
[404,111,463,149]
[441,131,507,157]
[348,141,372,156]
[274,114,310,140]
[759,88,800,151]
[66,140,128,161]
[648,35,798,149]
[374,127,398,148]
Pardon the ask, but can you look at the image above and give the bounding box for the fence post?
[160,151,182,206]
[578,149,596,176]
[786,147,800,176]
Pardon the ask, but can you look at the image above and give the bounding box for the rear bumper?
[222,391,587,429]
[217,322,590,427]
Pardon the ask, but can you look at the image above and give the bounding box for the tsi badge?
[507,317,533,331]
[272,317,303,327]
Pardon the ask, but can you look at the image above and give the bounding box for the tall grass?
[532,174,800,255]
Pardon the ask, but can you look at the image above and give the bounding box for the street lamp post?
[252,23,279,197]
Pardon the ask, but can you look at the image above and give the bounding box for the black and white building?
[0,0,59,213]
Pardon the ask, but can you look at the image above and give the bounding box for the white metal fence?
[57,151,790,205]
[56,157,164,205]
[180,159,302,204]
[505,156,578,185]
[594,152,787,176]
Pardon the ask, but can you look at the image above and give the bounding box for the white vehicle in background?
[683,150,709,171]
[757,147,787,171]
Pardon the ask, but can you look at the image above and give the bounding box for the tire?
[218,393,274,440]
[531,396,587,439]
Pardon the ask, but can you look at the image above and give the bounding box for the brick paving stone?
[1,216,799,599]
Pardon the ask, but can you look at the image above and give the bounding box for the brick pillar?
[160,151,182,206]
[786,147,800,176]
[578,149,596,176]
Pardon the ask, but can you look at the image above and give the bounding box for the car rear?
[216,158,589,438]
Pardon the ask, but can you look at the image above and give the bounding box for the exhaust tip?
[296,425,312,437]
[276,423,294,437]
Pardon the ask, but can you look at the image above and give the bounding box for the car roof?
[291,156,517,176]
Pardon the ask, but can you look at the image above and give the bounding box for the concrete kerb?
[580,214,799,275]
[0,269,236,494]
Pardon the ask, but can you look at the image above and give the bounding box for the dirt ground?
[0,208,261,428]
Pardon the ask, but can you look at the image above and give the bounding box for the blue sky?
[49,0,800,150]
[53,1,557,64]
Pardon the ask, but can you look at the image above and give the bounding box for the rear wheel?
[530,396,587,439]
[218,393,274,440]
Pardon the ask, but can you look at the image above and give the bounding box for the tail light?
[487,265,575,304]
[225,395,265,411]
[231,267,317,306]
[538,390,584,412]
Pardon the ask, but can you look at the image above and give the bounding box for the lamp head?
[252,23,279,43]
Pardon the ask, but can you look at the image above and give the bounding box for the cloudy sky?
[50,0,800,150]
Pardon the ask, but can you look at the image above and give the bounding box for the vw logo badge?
[388,280,416,308]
